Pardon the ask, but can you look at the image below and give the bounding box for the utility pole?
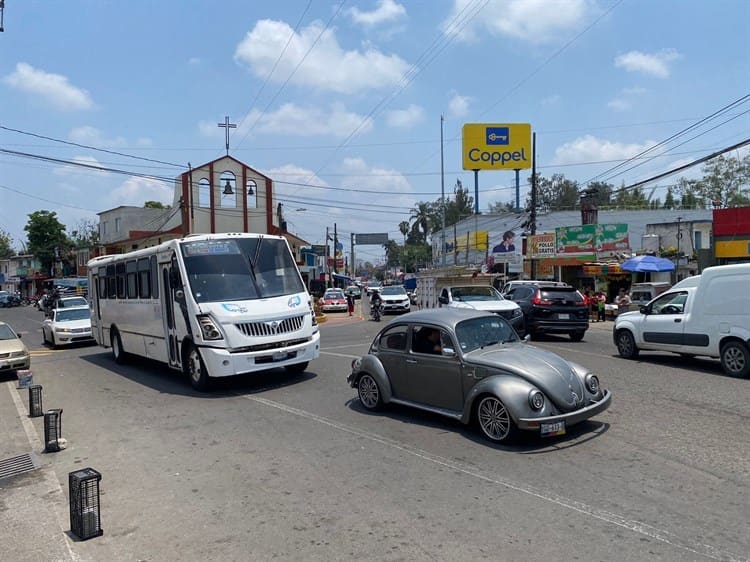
[325,227,330,288]
[333,223,338,275]
[676,216,683,281]
[530,132,538,279]
[440,115,446,267]
[350,232,355,279]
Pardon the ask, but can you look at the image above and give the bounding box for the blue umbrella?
[620,254,675,272]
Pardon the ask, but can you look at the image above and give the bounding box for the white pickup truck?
[438,285,525,336]
[613,264,750,377]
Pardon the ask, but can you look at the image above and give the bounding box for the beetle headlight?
[585,374,600,393]
[197,315,223,340]
[528,390,545,410]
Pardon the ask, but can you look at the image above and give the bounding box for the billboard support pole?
[530,132,537,279]
[440,115,446,267]
[514,169,520,212]
[473,169,479,215]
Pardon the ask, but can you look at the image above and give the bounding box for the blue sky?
[1,0,749,264]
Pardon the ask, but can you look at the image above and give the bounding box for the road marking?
[7,384,81,562]
[320,351,360,360]
[242,393,747,562]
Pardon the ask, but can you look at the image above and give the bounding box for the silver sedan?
[348,308,611,443]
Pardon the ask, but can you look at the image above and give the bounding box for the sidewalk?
[0,376,80,561]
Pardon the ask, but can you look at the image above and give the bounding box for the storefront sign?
[527,233,555,258]
[556,224,629,253]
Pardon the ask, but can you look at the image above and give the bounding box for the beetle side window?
[378,325,408,352]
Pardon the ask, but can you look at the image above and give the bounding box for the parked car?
[0,293,22,308]
[41,306,95,347]
[0,321,30,376]
[378,285,411,314]
[628,282,672,308]
[438,285,525,336]
[53,296,89,309]
[500,279,569,295]
[504,283,589,341]
[319,289,348,312]
[614,263,750,377]
[344,286,362,300]
[347,309,611,443]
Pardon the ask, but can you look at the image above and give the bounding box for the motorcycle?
[370,301,384,322]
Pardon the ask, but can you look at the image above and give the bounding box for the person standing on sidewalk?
[346,292,355,316]
[596,292,606,322]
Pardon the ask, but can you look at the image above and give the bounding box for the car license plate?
[540,421,566,437]
[272,351,288,361]
[557,313,569,319]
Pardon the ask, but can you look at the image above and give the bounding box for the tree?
[409,202,433,243]
[444,179,475,226]
[676,154,750,208]
[0,228,15,259]
[525,173,580,211]
[70,219,100,249]
[398,221,410,245]
[663,186,677,209]
[144,201,170,209]
[25,211,68,274]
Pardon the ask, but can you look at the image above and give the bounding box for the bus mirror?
[169,269,182,289]
[175,289,185,300]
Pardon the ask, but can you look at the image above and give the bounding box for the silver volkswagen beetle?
[348,308,612,443]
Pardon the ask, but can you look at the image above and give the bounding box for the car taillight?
[574,291,587,306]
[531,290,552,306]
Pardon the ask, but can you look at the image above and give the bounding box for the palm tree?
[409,202,432,243]
[398,221,409,245]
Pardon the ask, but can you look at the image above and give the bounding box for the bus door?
[90,272,104,344]
[161,256,182,370]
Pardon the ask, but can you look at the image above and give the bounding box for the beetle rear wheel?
[476,396,517,443]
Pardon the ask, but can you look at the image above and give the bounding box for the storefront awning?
[536,254,596,266]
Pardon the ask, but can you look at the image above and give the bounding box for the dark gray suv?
[504,283,589,341]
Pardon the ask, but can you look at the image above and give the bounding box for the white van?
[613,264,750,377]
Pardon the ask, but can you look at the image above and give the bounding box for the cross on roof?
[218,116,237,155]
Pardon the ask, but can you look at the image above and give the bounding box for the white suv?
[439,285,525,336]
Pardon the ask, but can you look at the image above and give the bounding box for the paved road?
[1,303,748,561]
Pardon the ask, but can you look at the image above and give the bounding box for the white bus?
[87,233,320,390]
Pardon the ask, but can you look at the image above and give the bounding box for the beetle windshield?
[455,315,518,353]
[181,238,305,303]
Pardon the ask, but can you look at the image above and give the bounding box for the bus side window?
[138,258,150,299]
[150,256,159,299]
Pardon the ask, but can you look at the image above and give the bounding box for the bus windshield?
[181,237,305,303]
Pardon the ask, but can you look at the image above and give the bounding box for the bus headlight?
[197,315,223,340]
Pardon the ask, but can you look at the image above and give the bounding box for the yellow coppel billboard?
[462,123,532,171]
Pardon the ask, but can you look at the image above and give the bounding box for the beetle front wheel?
[476,396,517,443]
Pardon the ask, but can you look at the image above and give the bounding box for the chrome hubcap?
[478,397,510,440]
[359,376,379,408]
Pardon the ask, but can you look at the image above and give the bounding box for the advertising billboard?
[527,233,555,258]
[555,224,629,254]
[487,228,523,273]
[462,123,532,171]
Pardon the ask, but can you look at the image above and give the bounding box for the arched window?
[219,171,237,209]
[246,179,258,208]
[198,178,210,208]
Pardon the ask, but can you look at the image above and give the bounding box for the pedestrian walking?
[346,293,355,316]
[597,292,606,322]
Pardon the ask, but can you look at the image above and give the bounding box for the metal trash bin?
[28,385,43,417]
[43,408,63,453]
[69,468,103,540]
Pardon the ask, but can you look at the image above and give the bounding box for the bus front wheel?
[111,329,128,365]
[185,345,210,392]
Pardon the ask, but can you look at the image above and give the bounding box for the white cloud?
[443,0,596,44]
[607,86,647,111]
[53,155,106,177]
[234,19,412,94]
[385,104,424,128]
[552,135,657,165]
[607,98,632,111]
[200,103,373,139]
[69,126,126,147]
[348,0,407,26]
[340,157,412,194]
[614,49,680,78]
[188,57,201,65]
[110,176,173,206]
[3,63,94,111]
[541,94,561,106]
[448,93,471,118]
